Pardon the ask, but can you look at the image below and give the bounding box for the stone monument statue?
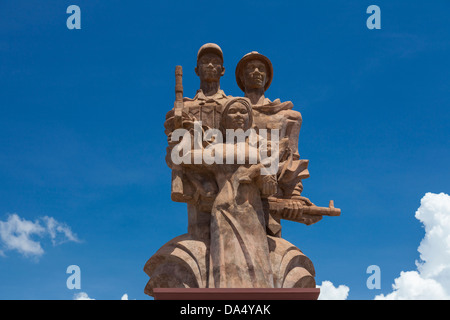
[144,43,340,298]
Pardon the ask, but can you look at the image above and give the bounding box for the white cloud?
[74,292,95,300]
[73,292,130,300]
[375,192,450,300]
[0,213,79,258]
[375,271,448,300]
[317,280,349,300]
[0,214,46,257]
[41,216,80,245]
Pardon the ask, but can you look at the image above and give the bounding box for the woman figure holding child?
[144,98,315,293]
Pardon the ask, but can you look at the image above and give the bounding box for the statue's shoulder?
[220,94,235,103]
[253,98,293,113]
[252,98,302,122]
[277,100,302,121]
[183,96,196,103]
[165,109,174,120]
[164,94,198,120]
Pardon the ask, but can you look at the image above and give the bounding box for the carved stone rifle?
[171,66,186,202]
[268,198,341,224]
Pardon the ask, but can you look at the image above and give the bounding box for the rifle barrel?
[268,198,341,223]
[175,65,183,102]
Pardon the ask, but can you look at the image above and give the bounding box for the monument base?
[153,288,320,300]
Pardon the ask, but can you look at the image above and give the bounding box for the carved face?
[196,53,224,82]
[242,59,267,90]
[223,102,250,130]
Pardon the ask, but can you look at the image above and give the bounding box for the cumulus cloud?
[0,214,46,257]
[375,192,450,300]
[0,213,80,258]
[73,292,130,300]
[375,271,448,300]
[317,280,349,300]
[74,292,95,300]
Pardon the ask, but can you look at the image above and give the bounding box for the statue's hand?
[261,175,277,197]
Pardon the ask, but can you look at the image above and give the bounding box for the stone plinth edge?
[153,288,320,300]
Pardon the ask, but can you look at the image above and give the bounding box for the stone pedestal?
[153,288,320,300]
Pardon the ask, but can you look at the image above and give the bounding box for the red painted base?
[153,288,320,300]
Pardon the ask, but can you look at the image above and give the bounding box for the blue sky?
[0,0,449,300]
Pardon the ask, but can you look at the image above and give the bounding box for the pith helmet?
[197,43,224,63]
[235,51,273,92]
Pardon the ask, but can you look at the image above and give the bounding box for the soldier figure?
[164,43,233,240]
[236,51,321,235]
